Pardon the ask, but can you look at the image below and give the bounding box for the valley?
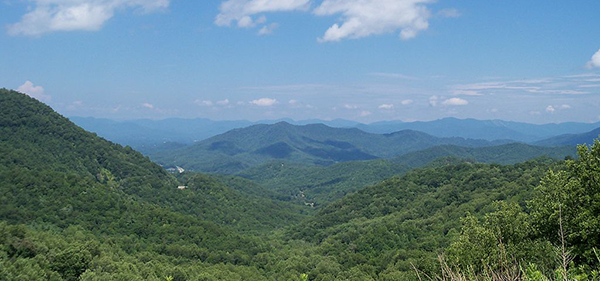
[2,89,599,280]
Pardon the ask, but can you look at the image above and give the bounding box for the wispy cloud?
[437,8,460,18]
[378,104,394,109]
[369,72,418,80]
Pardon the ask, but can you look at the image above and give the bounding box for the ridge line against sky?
[1,0,599,123]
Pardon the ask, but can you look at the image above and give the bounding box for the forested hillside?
[1,89,598,280]
[238,143,575,207]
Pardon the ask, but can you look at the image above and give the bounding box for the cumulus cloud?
[216,99,230,105]
[546,105,555,113]
[141,103,154,109]
[251,97,277,106]
[428,95,438,107]
[442,97,468,106]
[401,99,413,105]
[378,104,394,109]
[314,0,433,42]
[195,100,213,106]
[258,23,279,35]
[17,81,51,101]
[587,49,600,69]
[215,0,438,41]
[215,0,309,27]
[359,110,372,117]
[8,0,169,36]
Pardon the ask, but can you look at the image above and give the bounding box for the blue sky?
[1,0,599,123]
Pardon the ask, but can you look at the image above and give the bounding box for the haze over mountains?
[70,116,600,150]
[147,122,516,174]
[2,89,600,280]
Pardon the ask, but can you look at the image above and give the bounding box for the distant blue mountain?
[534,127,600,146]
[70,116,599,149]
[356,117,600,142]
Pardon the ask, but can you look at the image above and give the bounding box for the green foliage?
[1,89,598,280]
[530,139,600,265]
[237,160,410,206]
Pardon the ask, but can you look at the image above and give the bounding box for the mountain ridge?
[148,121,513,173]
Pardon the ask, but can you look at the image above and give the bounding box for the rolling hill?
[237,143,576,207]
[148,122,511,174]
[392,143,576,167]
[1,88,312,231]
[289,159,562,274]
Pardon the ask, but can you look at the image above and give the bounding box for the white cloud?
[288,99,298,104]
[442,97,468,106]
[17,80,50,101]
[314,0,432,42]
[343,104,359,109]
[378,104,394,109]
[560,104,571,109]
[195,100,213,106]
[586,49,600,69]
[8,0,169,36]
[428,95,438,107]
[490,108,498,113]
[215,0,309,27]
[546,105,555,113]
[258,23,279,35]
[141,103,154,109]
[359,110,372,117]
[250,97,278,106]
[401,99,413,105]
[216,99,230,105]
[437,8,460,18]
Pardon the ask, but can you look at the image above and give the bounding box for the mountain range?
[147,122,512,174]
[70,116,600,149]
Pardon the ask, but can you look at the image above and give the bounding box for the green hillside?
[237,143,575,207]
[149,121,510,174]
[2,88,599,280]
[392,143,576,167]
[237,160,411,206]
[289,159,558,272]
